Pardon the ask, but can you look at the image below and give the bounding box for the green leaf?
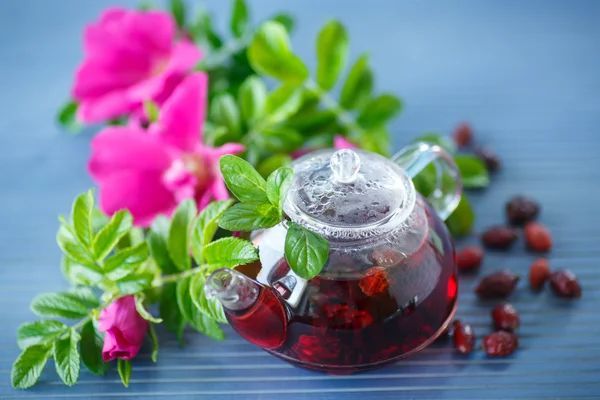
[61,256,103,286]
[248,21,308,84]
[115,273,154,295]
[209,93,241,138]
[11,344,52,389]
[219,155,269,203]
[168,199,197,271]
[257,154,292,178]
[160,283,185,343]
[17,321,68,350]
[238,76,267,127]
[31,293,90,319]
[104,242,150,280]
[134,294,163,323]
[147,216,177,274]
[230,0,248,38]
[66,287,100,309]
[445,196,474,237]
[53,329,81,386]
[266,167,294,212]
[190,274,227,323]
[148,324,159,362]
[138,1,155,10]
[455,155,490,188]
[286,109,337,135]
[57,100,82,134]
[359,127,391,156]
[177,277,225,340]
[340,54,373,110]
[219,202,281,231]
[80,321,108,376]
[143,100,160,123]
[413,133,457,155]
[271,13,295,33]
[57,223,96,267]
[316,20,349,91]
[169,0,186,29]
[190,200,234,265]
[357,94,402,128]
[117,359,132,388]
[189,8,222,50]
[256,127,303,153]
[266,84,303,125]
[203,237,259,272]
[285,223,330,279]
[92,210,133,261]
[71,190,94,247]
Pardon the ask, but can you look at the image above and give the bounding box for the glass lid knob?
[330,149,361,183]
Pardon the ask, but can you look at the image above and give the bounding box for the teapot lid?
[283,148,416,241]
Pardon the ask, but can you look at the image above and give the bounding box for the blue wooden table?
[1,0,599,398]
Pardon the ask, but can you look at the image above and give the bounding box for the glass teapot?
[206,142,462,373]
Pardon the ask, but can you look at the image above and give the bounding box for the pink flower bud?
[98,295,149,361]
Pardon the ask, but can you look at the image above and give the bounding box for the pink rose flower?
[98,296,148,361]
[88,72,245,226]
[72,8,201,123]
[333,135,357,149]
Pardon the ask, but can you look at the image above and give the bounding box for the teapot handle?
[392,142,462,220]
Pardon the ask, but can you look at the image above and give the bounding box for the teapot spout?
[205,269,288,349]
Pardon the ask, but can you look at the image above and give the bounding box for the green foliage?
[316,20,348,91]
[167,200,197,271]
[11,344,52,389]
[340,54,373,110]
[53,329,81,386]
[117,359,132,388]
[445,196,475,237]
[230,0,249,38]
[285,223,330,279]
[80,321,108,376]
[455,155,490,188]
[57,100,81,134]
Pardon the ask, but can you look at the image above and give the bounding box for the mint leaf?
[248,21,308,84]
[117,359,132,388]
[316,20,348,91]
[285,223,329,279]
[219,202,280,231]
[61,256,103,286]
[357,94,402,128]
[148,324,159,362]
[414,133,457,155]
[455,155,490,188]
[58,220,96,267]
[80,321,108,376]
[219,155,269,203]
[169,0,186,29]
[17,320,68,350]
[238,76,267,127]
[266,84,302,125]
[190,274,227,323]
[66,288,100,309]
[257,154,292,178]
[203,237,259,272]
[167,199,197,271]
[266,167,294,212]
[134,294,163,323]
[160,283,185,343]
[31,293,90,319]
[209,93,241,138]
[57,100,82,134]
[53,329,81,386]
[104,242,150,280]
[115,273,153,295]
[230,0,248,38]
[147,215,177,274]
[176,277,225,340]
[71,190,94,247]
[194,313,226,340]
[92,210,133,260]
[340,54,373,110]
[271,13,295,33]
[11,344,52,389]
[256,127,303,153]
[190,200,234,265]
[445,196,474,237]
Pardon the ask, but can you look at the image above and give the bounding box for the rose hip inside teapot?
[206,142,462,373]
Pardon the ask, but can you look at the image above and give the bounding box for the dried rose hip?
[475,271,519,299]
[454,123,473,148]
[529,258,550,290]
[456,246,484,271]
[475,146,501,172]
[524,222,552,252]
[491,303,520,332]
[452,320,475,354]
[506,196,540,225]
[481,226,518,249]
[549,270,582,298]
[482,331,518,357]
[358,266,390,296]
